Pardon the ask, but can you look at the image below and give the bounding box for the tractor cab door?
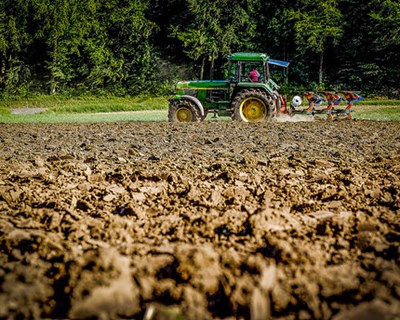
[240,62,266,83]
[227,61,266,84]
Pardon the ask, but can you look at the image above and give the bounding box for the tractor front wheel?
[231,89,272,122]
[168,99,201,123]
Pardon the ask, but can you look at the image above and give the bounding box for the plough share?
[278,91,365,120]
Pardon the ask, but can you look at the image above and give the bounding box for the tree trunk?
[0,54,5,81]
[318,51,324,85]
[200,57,205,80]
[210,52,215,81]
[50,39,58,94]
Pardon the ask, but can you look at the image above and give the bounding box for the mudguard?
[177,95,205,118]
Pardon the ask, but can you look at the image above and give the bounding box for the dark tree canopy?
[0,0,399,97]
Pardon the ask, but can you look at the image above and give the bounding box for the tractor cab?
[227,52,268,84]
[227,61,265,83]
[227,52,289,85]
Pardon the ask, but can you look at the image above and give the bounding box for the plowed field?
[0,120,399,319]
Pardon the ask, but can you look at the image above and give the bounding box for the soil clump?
[0,120,399,319]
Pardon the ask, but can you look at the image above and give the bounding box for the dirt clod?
[0,121,399,319]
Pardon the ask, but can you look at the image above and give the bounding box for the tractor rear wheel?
[168,99,201,123]
[231,89,272,122]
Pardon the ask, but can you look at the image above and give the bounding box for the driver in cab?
[249,67,260,82]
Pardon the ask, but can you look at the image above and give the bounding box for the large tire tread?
[231,89,273,122]
[168,99,201,123]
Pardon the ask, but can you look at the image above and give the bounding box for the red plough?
[277,91,364,120]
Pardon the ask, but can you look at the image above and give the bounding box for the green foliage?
[0,106,10,114]
[286,0,343,84]
[0,0,399,97]
[370,0,400,46]
[170,0,257,78]
[0,1,32,93]
[288,0,343,54]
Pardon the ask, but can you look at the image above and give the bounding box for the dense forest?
[0,0,399,97]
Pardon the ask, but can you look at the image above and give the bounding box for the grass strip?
[352,105,400,121]
[0,96,169,114]
[0,111,168,123]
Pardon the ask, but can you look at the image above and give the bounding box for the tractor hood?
[175,80,229,92]
[175,80,229,95]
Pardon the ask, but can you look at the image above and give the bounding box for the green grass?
[1,106,398,123]
[356,99,400,106]
[0,110,168,123]
[46,96,168,113]
[0,95,168,114]
[352,105,400,121]
[0,94,399,123]
[0,106,11,114]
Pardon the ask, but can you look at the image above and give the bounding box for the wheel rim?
[176,107,193,122]
[239,97,267,122]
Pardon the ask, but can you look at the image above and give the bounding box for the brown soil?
[0,120,399,320]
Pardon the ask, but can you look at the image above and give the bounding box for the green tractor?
[168,52,289,122]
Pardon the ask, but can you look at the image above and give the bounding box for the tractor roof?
[227,52,290,68]
[228,52,269,62]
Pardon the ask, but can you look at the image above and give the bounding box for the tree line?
[1,0,399,97]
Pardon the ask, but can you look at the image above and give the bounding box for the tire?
[231,89,273,122]
[168,99,201,123]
